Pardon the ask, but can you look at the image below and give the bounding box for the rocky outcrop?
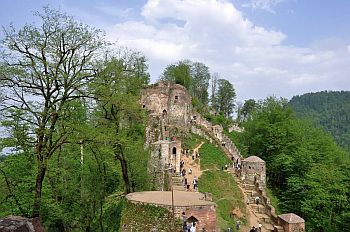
[0,216,45,232]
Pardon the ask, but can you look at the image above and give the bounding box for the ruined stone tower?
[141,81,192,189]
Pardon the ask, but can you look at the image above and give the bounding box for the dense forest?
[289,91,350,151]
[232,97,350,231]
[1,7,350,232]
[0,8,153,231]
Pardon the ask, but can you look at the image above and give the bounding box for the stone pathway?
[226,168,278,232]
[172,142,204,192]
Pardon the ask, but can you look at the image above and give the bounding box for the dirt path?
[182,142,204,192]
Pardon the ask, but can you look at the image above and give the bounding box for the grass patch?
[183,133,204,151]
[120,201,181,231]
[199,170,247,230]
[199,142,231,170]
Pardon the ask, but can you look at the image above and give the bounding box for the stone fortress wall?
[140,81,305,232]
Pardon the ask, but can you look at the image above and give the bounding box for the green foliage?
[161,60,192,89]
[204,113,233,131]
[0,153,35,218]
[212,79,236,118]
[266,188,282,215]
[182,133,203,151]
[91,197,125,232]
[237,99,256,123]
[199,170,246,230]
[289,91,350,151]
[199,142,231,170]
[120,201,181,232]
[161,60,210,106]
[237,96,350,232]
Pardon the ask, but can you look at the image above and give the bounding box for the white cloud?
[104,0,350,101]
[95,5,133,18]
[242,0,289,13]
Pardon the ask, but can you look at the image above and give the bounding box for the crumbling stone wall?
[141,81,192,127]
[143,82,193,188]
[0,216,45,232]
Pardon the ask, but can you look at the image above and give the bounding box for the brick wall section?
[127,200,217,232]
[184,205,217,232]
[157,204,217,232]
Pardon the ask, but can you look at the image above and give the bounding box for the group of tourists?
[229,220,261,231]
[182,212,198,232]
[249,223,262,232]
[181,175,198,191]
[179,148,200,192]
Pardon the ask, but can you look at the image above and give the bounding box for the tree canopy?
[289,91,350,151]
[234,97,350,231]
[0,8,151,230]
[212,79,236,118]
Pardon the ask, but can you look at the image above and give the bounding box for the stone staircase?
[227,168,283,232]
[171,173,185,191]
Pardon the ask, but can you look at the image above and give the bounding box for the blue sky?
[1,0,350,101]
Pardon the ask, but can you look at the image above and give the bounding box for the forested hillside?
[289,91,350,151]
[233,97,350,231]
[0,8,151,231]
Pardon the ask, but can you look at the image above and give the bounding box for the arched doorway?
[187,216,199,225]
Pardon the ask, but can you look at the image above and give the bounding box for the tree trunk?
[115,144,131,194]
[119,156,131,194]
[32,164,46,217]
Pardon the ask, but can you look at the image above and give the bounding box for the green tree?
[236,97,350,231]
[237,99,256,122]
[289,91,350,151]
[190,62,210,104]
[161,60,211,106]
[214,79,236,118]
[0,7,106,217]
[91,52,150,194]
[161,60,192,89]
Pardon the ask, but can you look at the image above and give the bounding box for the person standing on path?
[190,222,196,232]
[235,220,241,230]
[249,226,256,232]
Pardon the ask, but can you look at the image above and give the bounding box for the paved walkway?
[126,191,215,207]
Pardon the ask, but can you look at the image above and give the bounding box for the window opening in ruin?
[143,105,146,108]
[172,147,176,155]
[175,95,178,100]
[162,109,167,117]
[164,126,167,131]
[249,166,251,169]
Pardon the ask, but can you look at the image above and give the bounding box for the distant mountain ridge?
[289,90,350,151]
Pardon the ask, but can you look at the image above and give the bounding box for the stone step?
[172,178,183,183]
[251,204,266,214]
[256,213,271,224]
[262,223,275,232]
[273,225,284,232]
[243,184,255,190]
[172,185,185,191]
[244,189,256,196]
